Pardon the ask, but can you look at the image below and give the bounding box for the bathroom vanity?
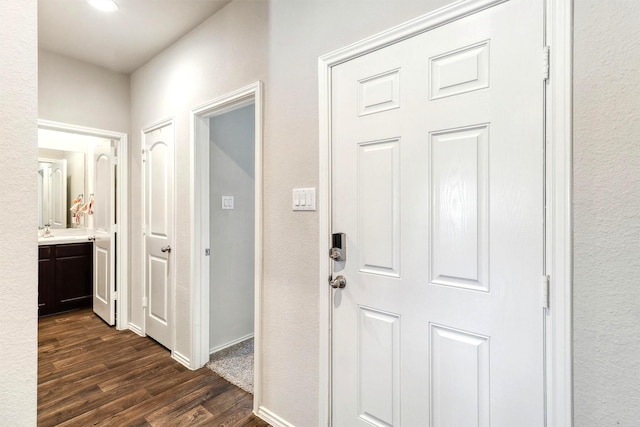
[38,240,93,316]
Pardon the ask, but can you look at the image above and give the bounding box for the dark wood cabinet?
[38,243,93,316]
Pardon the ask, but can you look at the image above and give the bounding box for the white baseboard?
[128,322,144,337]
[209,333,254,355]
[172,350,191,369]
[256,406,295,427]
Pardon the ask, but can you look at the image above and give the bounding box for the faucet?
[43,223,51,238]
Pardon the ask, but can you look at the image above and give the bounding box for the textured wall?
[0,0,38,424]
[573,1,640,425]
[39,49,130,133]
[129,1,449,424]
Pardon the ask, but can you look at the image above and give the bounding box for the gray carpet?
[206,338,254,394]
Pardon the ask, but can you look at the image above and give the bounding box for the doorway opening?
[192,82,263,411]
[37,119,129,329]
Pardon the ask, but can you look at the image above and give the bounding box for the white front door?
[143,122,174,349]
[331,1,544,425]
[93,139,116,325]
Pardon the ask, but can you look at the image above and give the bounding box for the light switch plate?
[222,196,234,210]
[293,188,316,211]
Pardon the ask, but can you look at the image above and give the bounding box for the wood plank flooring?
[38,309,269,427]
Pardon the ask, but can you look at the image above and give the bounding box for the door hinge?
[111,224,118,234]
[113,156,118,166]
[542,275,550,309]
[542,46,550,82]
[113,291,118,301]
[141,149,146,162]
[205,248,211,256]
[142,296,148,308]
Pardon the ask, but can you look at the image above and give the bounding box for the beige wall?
[39,49,130,133]
[129,1,450,424]
[0,0,38,424]
[573,1,640,425]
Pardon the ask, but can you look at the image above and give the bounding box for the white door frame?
[38,119,130,331]
[317,0,573,425]
[191,81,264,412]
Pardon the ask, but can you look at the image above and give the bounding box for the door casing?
[191,81,264,414]
[318,0,573,425]
[38,119,130,331]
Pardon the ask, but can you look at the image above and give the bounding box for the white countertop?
[38,229,94,246]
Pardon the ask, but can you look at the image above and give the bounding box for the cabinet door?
[55,243,93,312]
[38,246,55,316]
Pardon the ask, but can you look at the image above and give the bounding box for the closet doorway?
[192,82,263,410]
[37,119,129,329]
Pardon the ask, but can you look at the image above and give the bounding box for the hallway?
[38,309,268,426]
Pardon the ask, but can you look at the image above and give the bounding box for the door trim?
[141,118,176,355]
[317,0,573,425]
[38,119,130,331]
[545,0,574,424]
[191,81,264,414]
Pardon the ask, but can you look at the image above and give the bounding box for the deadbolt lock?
[330,232,346,262]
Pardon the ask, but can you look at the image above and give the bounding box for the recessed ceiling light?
[87,0,119,13]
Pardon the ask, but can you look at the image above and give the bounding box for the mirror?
[38,129,88,229]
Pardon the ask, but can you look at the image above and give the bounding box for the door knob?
[161,245,171,253]
[329,275,346,289]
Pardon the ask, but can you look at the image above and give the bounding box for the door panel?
[93,139,116,326]
[358,139,400,277]
[331,1,544,425]
[148,254,169,325]
[430,324,490,427]
[144,123,174,349]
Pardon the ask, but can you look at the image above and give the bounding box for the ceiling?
[38,0,232,74]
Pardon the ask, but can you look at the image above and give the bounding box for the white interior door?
[331,1,545,425]
[93,139,116,325]
[49,159,67,229]
[144,123,174,349]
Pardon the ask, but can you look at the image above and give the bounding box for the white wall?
[0,1,38,424]
[209,105,255,352]
[39,49,130,133]
[573,1,640,425]
[130,1,450,424]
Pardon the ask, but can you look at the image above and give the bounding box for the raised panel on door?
[331,1,545,425]
[148,255,169,326]
[144,123,174,350]
[357,306,401,427]
[148,142,169,239]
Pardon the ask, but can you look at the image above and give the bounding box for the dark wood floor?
[38,309,269,427]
